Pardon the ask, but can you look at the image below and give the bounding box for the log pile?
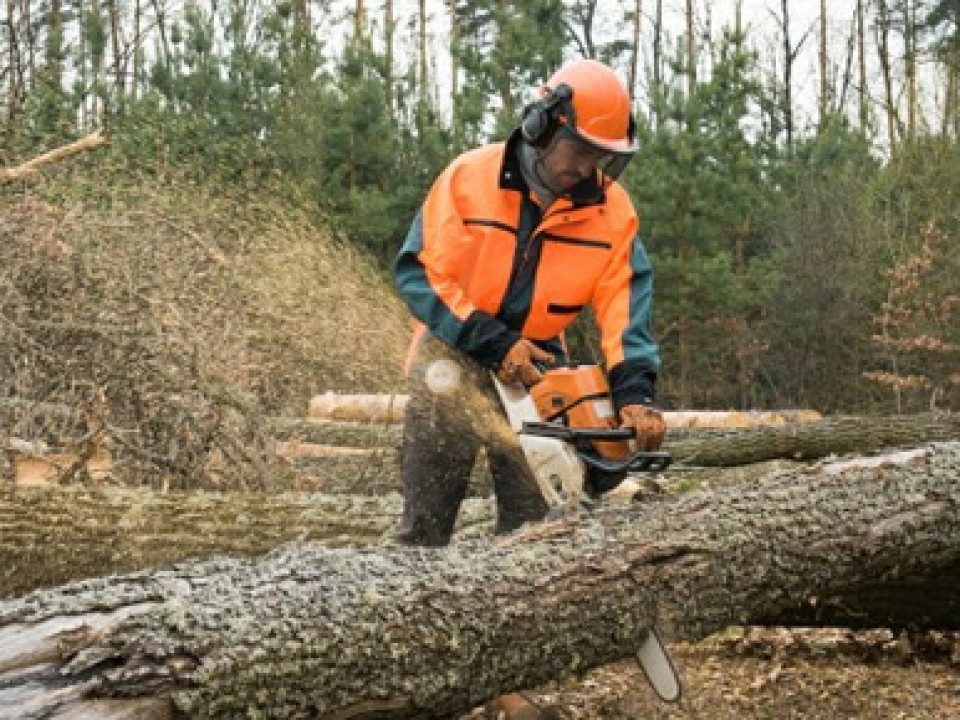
[1,441,959,719]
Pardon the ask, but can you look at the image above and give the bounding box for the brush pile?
[0,175,408,489]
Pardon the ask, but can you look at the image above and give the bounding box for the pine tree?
[625,28,776,408]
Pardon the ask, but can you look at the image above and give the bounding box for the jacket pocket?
[541,232,612,250]
[547,302,585,314]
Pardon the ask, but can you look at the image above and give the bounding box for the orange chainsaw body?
[530,365,630,460]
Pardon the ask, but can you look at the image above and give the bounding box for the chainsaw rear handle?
[520,421,672,473]
[580,449,672,474]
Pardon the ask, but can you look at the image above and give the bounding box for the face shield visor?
[554,123,638,186]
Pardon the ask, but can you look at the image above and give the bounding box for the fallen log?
[308,392,409,422]
[1,441,958,719]
[0,487,495,598]
[267,417,403,448]
[666,412,960,466]
[0,131,108,183]
[305,393,823,429]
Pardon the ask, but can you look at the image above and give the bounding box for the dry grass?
[0,172,409,489]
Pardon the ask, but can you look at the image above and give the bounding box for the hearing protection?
[520,83,638,157]
[520,84,575,148]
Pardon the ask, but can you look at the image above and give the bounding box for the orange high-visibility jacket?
[395,131,660,409]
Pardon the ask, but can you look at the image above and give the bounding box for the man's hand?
[619,404,666,451]
[496,339,555,386]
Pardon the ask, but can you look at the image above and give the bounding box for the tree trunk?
[653,0,662,92]
[0,487,495,598]
[132,0,140,101]
[447,0,459,136]
[857,0,867,130]
[384,0,393,112]
[776,0,809,150]
[685,0,695,92]
[48,0,63,96]
[838,4,856,111]
[0,130,108,182]
[418,0,427,106]
[903,0,917,139]
[876,0,900,149]
[2,442,959,719]
[628,0,641,97]
[354,0,364,41]
[758,555,960,630]
[5,0,22,129]
[666,412,960,466]
[943,61,956,139]
[819,0,828,130]
[108,0,123,102]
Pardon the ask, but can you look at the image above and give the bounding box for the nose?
[575,155,597,180]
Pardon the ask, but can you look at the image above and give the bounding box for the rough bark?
[757,556,960,630]
[1,442,959,720]
[0,487,495,598]
[666,413,960,466]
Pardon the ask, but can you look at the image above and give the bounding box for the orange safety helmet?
[521,59,639,157]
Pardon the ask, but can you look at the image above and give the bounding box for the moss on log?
[0,487,495,599]
[1,441,959,719]
[665,412,960,466]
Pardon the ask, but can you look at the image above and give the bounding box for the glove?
[495,339,555,386]
[619,404,666,451]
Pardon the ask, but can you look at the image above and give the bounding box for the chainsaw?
[423,358,680,701]
[491,364,671,511]
[493,364,680,704]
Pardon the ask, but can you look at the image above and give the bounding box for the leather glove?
[619,404,666,451]
[495,339,555,386]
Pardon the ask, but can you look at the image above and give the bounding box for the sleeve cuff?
[608,359,657,413]
[456,310,521,370]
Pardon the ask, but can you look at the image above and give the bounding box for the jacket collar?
[498,129,606,207]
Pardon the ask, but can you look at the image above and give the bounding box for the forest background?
[2,0,959,419]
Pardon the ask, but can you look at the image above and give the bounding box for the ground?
[464,628,960,719]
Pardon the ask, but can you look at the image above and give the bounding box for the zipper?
[515,203,604,279]
[516,233,540,277]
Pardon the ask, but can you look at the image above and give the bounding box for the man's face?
[538,132,610,194]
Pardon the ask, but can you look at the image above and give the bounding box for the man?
[394,58,666,548]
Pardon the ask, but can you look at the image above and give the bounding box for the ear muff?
[520,84,574,147]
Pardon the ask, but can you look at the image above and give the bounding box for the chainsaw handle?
[521,421,633,441]
[519,422,672,473]
[580,449,672,474]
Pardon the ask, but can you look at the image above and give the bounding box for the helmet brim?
[554,125,638,182]
[573,126,640,156]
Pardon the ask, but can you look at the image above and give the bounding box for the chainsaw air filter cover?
[530,365,631,462]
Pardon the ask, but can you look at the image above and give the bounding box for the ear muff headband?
[520,84,575,147]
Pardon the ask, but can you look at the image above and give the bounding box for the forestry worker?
[393,58,665,548]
